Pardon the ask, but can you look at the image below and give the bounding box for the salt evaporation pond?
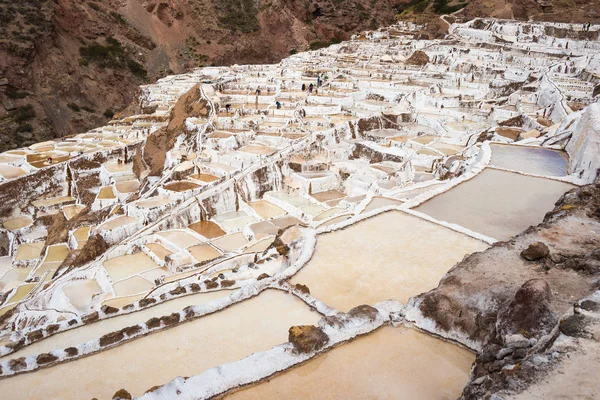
[292,211,488,311]
[415,168,576,240]
[0,290,231,361]
[227,326,474,400]
[0,290,319,399]
[490,144,568,176]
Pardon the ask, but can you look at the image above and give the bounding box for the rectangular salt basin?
[0,290,320,399]
[490,144,568,177]
[227,326,474,400]
[0,290,231,362]
[103,253,159,282]
[292,211,488,311]
[415,169,576,240]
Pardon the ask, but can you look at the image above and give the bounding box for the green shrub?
[81,106,96,113]
[103,109,115,119]
[88,2,101,11]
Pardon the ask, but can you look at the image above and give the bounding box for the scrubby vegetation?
[216,0,260,33]
[79,37,147,78]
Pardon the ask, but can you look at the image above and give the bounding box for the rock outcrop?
[288,325,329,353]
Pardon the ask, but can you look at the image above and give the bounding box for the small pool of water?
[227,326,474,400]
[415,168,576,240]
[490,144,568,177]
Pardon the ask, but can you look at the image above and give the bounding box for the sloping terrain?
[0,0,406,151]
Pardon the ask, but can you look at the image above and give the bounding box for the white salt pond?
[0,290,320,399]
[490,144,568,176]
[227,326,474,400]
[415,169,576,240]
[292,211,488,311]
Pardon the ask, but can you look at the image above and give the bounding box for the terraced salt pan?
[212,233,248,252]
[157,230,201,249]
[490,143,568,177]
[0,290,233,362]
[292,211,488,311]
[227,326,474,400]
[2,216,33,231]
[415,169,576,241]
[0,290,319,399]
[103,253,159,282]
[15,242,45,261]
[189,221,226,239]
[113,276,153,297]
[248,200,286,219]
[188,244,222,263]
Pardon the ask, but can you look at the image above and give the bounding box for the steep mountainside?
[0,0,406,151]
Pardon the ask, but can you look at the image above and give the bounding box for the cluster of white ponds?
[0,17,598,399]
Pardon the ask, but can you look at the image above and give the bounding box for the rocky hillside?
[1,0,599,152]
[0,0,407,152]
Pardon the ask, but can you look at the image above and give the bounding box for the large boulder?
[288,325,329,353]
[520,242,550,261]
[496,279,557,340]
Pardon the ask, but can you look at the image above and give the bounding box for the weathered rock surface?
[288,325,329,353]
[520,242,550,261]
[407,183,600,398]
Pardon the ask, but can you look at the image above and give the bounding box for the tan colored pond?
[44,244,69,263]
[189,221,226,239]
[249,221,279,240]
[227,326,474,400]
[249,200,286,219]
[98,186,116,199]
[113,276,154,297]
[212,233,248,252]
[115,180,140,193]
[62,205,86,220]
[0,290,320,399]
[6,283,37,304]
[189,173,219,183]
[293,211,487,311]
[15,242,45,261]
[0,291,233,362]
[2,216,33,231]
[163,181,200,192]
[103,253,159,282]
[0,165,27,179]
[98,216,137,231]
[415,169,576,240]
[311,190,346,203]
[157,230,201,249]
[145,243,172,261]
[188,244,222,263]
